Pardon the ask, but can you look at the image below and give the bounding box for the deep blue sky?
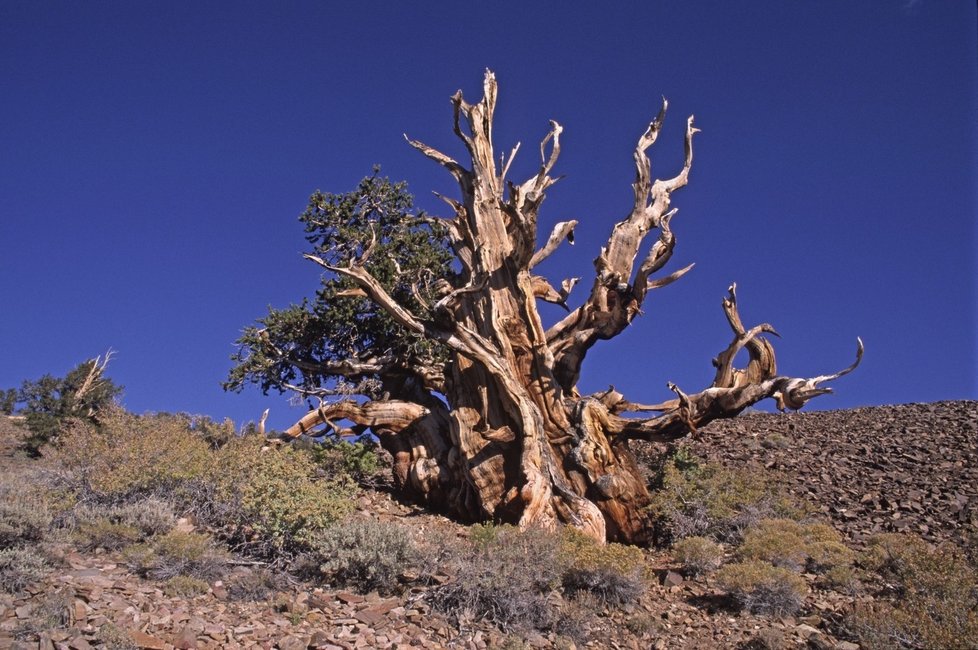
[2,1,975,431]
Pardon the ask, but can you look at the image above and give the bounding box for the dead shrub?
[12,589,71,640]
[226,566,287,601]
[716,560,807,617]
[0,496,51,547]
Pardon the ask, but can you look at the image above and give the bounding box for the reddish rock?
[130,630,168,650]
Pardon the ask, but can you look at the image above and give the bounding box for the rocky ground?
[1,401,975,650]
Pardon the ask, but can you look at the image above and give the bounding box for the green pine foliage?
[12,358,122,454]
[225,170,455,399]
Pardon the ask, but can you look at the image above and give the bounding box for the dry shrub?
[163,575,210,597]
[301,518,418,595]
[73,519,141,552]
[428,525,563,632]
[847,533,978,648]
[56,411,211,501]
[12,590,71,640]
[226,566,287,601]
[204,435,357,554]
[0,494,51,548]
[672,536,724,576]
[738,519,854,574]
[125,530,226,582]
[106,498,178,537]
[558,528,646,606]
[649,449,802,544]
[0,547,48,593]
[96,623,138,650]
[716,560,807,617]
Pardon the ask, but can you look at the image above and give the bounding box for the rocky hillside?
[689,401,978,547]
[0,401,975,650]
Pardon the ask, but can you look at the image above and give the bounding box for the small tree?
[229,72,861,544]
[15,353,121,454]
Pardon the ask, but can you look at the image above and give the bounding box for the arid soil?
[1,401,975,650]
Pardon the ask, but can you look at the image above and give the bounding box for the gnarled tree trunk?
[286,72,861,544]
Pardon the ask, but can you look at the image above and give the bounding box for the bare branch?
[647,263,695,290]
[774,338,864,410]
[404,135,467,182]
[530,275,578,310]
[529,220,578,270]
[73,350,114,412]
[284,399,429,439]
[500,141,521,186]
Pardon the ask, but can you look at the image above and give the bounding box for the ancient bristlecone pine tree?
[235,72,861,544]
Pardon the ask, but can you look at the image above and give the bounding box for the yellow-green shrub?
[737,519,854,574]
[125,530,226,581]
[648,450,803,544]
[717,560,807,616]
[558,528,647,605]
[848,533,978,648]
[558,527,646,576]
[208,436,356,551]
[672,536,724,576]
[163,575,210,597]
[57,411,211,500]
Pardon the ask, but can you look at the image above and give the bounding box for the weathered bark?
[287,72,861,544]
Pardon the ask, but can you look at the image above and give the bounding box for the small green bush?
[205,435,357,554]
[737,519,854,574]
[737,519,810,571]
[847,534,978,648]
[648,449,802,544]
[126,530,226,582]
[716,560,807,617]
[672,536,724,576]
[558,528,646,605]
[301,436,381,483]
[56,411,211,501]
[0,547,48,593]
[303,518,418,595]
[163,575,211,597]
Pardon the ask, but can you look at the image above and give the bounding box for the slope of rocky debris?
[689,401,978,548]
[1,401,975,649]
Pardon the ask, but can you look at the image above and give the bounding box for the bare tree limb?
[529,220,578,270]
